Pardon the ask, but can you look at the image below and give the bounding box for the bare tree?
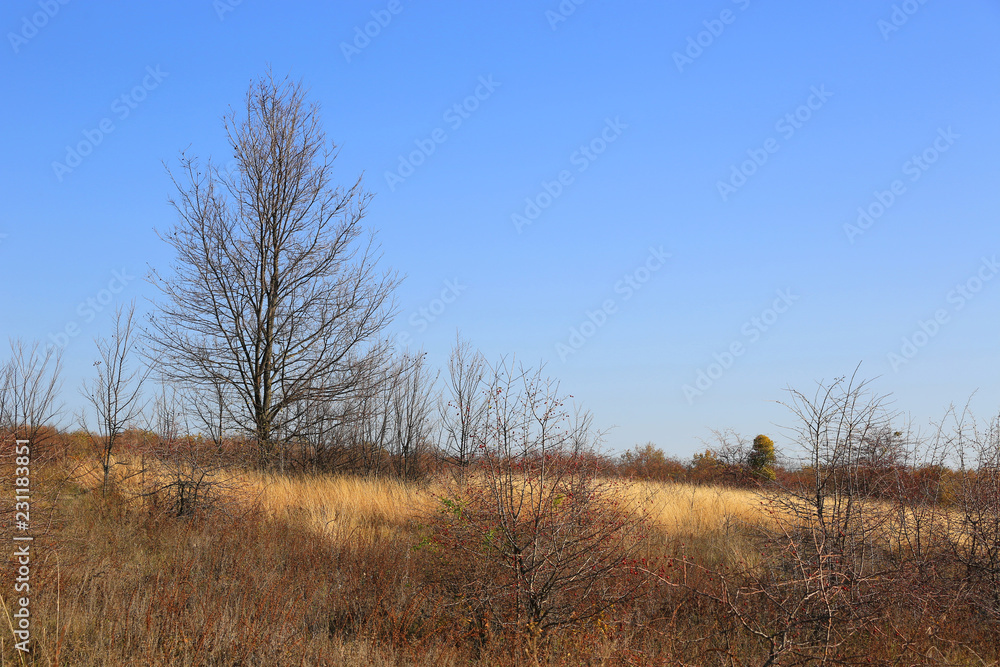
[0,356,10,438]
[1,339,63,447]
[701,428,750,467]
[439,333,486,472]
[389,350,437,479]
[278,384,339,471]
[149,70,398,467]
[80,302,149,495]
[777,368,899,545]
[138,382,237,518]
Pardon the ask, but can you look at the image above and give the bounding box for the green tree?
[748,434,776,480]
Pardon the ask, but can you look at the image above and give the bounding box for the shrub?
[425,360,650,642]
[619,442,685,481]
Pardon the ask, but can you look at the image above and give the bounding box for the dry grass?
[244,473,772,541]
[69,458,967,569]
[8,453,998,665]
[241,471,433,543]
[631,480,768,533]
[75,455,776,545]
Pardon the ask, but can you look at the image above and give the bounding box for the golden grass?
[72,455,433,543]
[242,474,779,547]
[241,471,433,543]
[238,472,782,564]
[75,456,777,549]
[89,455,944,565]
[629,481,769,534]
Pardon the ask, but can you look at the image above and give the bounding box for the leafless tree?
[80,302,149,495]
[136,382,234,518]
[0,357,10,438]
[1,338,63,447]
[566,405,597,457]
[702,427,751,467]
[389,350,437,479]
[149,70,399,467]
[278,384,339,471]
[149,379,186,445]
[439,333,487,472]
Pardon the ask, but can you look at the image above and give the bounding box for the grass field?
[3,448,998,666]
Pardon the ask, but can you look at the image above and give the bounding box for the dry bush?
[935,406,1000,624]
[428,464,650,641]
[618,442,687,482]
[424,360,651,648]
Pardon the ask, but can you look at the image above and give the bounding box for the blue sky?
[1,1,998,458]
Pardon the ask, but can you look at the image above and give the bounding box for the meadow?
[3,431,999,666]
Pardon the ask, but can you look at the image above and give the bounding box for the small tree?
[748,433,776,480]
[746,370,900,660]
[439,333,487,474]
[80,302,149,495]
[139,384,239,518]
[388,350,437,479]
[1,339,63,448]
[661,372,903,664]
[938,405,1000,620]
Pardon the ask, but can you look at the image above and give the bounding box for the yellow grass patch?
[74,456,783,552]
[628,481,769,534]
[241,471,434,543]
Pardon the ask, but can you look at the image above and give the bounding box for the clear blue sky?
[2,1,998,458]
